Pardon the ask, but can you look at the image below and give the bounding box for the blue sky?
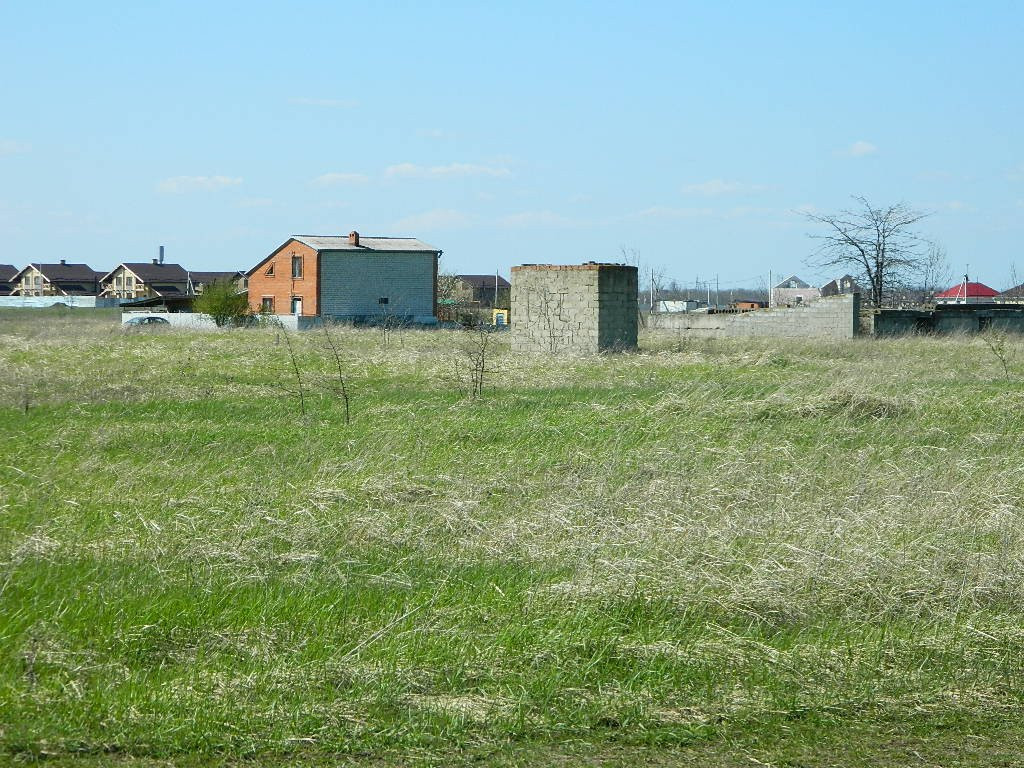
[2,1,1022,290]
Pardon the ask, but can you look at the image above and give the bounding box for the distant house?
[453,274,511,309]
[10,261,99,296]
[99,261,190,299]
[772,275,820,307]
[246,231,440,320]
[188,270,247,295]
[0,264,17,295]
[820,275,861,297]
[934,281,1000,304]
[996,283,1024,303]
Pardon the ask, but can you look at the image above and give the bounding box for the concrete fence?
[0,296,122,309]
[648,293,860,340]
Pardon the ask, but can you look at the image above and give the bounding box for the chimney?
[152,258,159,265]
[159,245,165,264]
[348,230,359,247]
[60,259,67,266]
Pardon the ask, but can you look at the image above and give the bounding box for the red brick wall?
[247,240,319,316]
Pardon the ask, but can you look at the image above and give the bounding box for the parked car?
[123,316,171,329]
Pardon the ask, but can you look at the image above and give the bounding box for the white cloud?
[0,139,30,156]
[841,140,878,157]
[393,208,472,230]
[681,179,769,196]
[497,210,578,228]
[311,172,369,186]
[289,97,358,108]
[385,162,511,178]
[632,206,716,219]
[238,197,274,208]
[158,175,242,193]
[631,205,774,220]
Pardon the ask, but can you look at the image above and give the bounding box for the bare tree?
[804,196,932,308]
[919,244,953,300]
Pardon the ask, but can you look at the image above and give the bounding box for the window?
[265,263,275,276]
[378,297,389,305]
[261,296,275,313]
[291,256,303,279]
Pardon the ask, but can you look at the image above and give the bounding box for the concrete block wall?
[511,264,638,353]
[319,251,436,322]
[649,293,859,340]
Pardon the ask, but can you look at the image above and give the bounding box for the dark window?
[378,297,389,305]
[291,256,303,279]
[265,263,275,276]
[261,296,274,313]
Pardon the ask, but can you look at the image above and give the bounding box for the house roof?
[934,281,1000,299]
[457,274,511,289]
[0,264,17,280]
[13,262,98,283]
[998,283,1024,298]
[189,270,243,284]
[773,275,811,289]
[292,235,439,252]
[101,262,189,282]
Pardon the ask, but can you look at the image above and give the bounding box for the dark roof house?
[99,261,190,299]
[11,261,99,295]
[0,264,17,295]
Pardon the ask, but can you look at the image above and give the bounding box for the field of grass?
[2,308,1024,766]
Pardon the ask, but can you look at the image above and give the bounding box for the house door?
[291,297,302,315]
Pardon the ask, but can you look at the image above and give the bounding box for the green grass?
[2,313,1024,765]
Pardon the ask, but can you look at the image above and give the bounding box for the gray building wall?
[650,293,859,340]
[511,264,638,353]
[319,250,437,321]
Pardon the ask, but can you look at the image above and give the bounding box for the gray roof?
[773,275,811,289]
[458,274,511,289]
[292,235,439,252]
[108,262,189,282]
[15,263,98,283]
[189,270,244,284]
[0,264,17,280]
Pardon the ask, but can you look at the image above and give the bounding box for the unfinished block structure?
[510,263,638,353]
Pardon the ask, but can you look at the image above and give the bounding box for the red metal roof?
[934,282,999,299]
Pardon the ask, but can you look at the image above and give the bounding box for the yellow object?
[492,308,509,326]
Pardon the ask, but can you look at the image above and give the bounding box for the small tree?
[804,196,932,308]
[194,280,251,327]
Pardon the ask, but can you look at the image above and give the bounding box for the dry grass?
[2,309,1024,764]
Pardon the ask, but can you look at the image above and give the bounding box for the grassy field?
[2,307,1024,766]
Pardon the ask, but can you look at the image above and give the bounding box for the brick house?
[10,261,99,296]
[772,275,820,307]
[99,261,190,299]
[246,231,440,320]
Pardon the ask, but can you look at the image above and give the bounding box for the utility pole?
[650,267,655,313]
[715,274,720,309]
[768,270,772,307]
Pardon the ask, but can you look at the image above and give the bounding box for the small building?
[10,261,99,296]
[934,281,1000,304]
[820,274,861,297]
[511,263,638,353]
[0,264,17,295]
[99,261,190,299]
[246,231,440,321]
[772,275,820,307]
[453,274,511,309]
[655,299,702,313]
[872,303,1024,335]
